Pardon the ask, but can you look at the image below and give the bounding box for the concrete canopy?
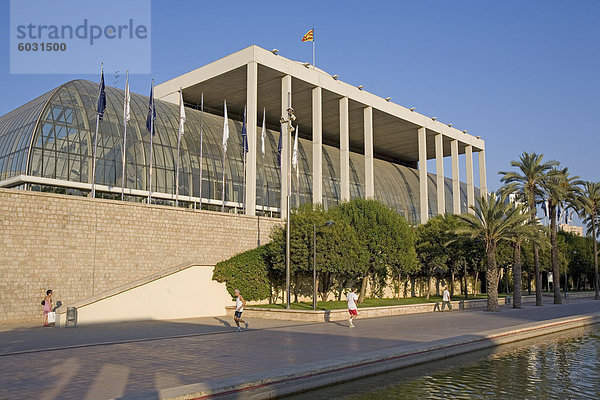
[155,45,484,166]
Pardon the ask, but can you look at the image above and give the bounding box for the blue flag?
[97,69,106,121]
[541,200,548,218]
[277,125,282,167]
[241,106,248,154]
[146,85,156,135]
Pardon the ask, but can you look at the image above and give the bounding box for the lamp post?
[313,220,335,310]
[280,101,296,309]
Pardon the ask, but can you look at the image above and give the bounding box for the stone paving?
[1,297,599,399]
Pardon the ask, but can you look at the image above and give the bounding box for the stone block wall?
[0,188,282,324]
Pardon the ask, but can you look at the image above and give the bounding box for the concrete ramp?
[55,263,232,327]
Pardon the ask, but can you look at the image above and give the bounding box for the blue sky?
[1,0,598,198]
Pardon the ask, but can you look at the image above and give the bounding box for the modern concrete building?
[0,45,486,224]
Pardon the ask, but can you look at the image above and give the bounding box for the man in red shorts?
[347,287,359,327]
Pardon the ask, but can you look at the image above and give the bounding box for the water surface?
[286,327,600,399]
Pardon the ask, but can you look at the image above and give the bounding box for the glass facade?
[0,79,476,224]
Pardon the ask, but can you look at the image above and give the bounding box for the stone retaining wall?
[0,188,282,324]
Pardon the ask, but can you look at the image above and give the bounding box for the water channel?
[286,326,600,399]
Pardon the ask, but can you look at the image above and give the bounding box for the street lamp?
[313,220,335,310]
[280,101,296,309]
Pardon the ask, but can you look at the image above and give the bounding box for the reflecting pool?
[287,327,600,399]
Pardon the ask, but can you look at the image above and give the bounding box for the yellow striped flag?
[302,29,314,42]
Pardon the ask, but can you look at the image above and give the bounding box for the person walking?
[442,287,452,312]
[42,289,53,327]
[347,287,359,327]
[233,289,249,332]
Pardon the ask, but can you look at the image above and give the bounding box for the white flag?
[123,75,130,122]
[261,108,266,157]
[292,125,298,170]
[179,90,186,136]
[222,100,229,152]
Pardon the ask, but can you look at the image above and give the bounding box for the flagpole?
[91,112,100,199]
[293,126,300,208]
[91,63,103,199]
[148,79,155,204]
[295,162,300,208]
[121,70,129,201]
[175,87,183,207]
[261,153,265,214]
[286,93,292,309]
[199,92,204,209]
[222,100,228,213]
[242,106,247,214]
[296,167,300,208]
[243,153,246,213]
[312,24,315,68]
[222,150,226,212]
[261,107,266,214]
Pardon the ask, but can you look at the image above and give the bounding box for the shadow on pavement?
[0,298,598,399]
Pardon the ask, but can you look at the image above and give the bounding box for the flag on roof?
[146,85,156,135]
[277,125,282,167]
[292,125,298,170]
[179,90,186,136]
[123,74,130,122]
[302,29,314,42]
[241,106,248,154]
[222,100,229,152]
[541,200,548,218]
[261,108,266,157]
[97,66,106,121]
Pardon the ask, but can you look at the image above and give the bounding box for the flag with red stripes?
[302,29,314,42]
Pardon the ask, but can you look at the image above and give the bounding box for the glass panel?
[0,78,477,217]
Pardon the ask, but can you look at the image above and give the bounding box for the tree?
[269,204,322,301]
[416,216,449,299]
[561,232,594,290]
[455,193,530,311]
[441,214,471,297]
[313,218,368,301]
[496,241,514,294]
[332,199,417,303]
[506,219,543,308]
[540,167,582,304]
[499,152,558,306]
[268,204,368,302]
[578,181,600,300]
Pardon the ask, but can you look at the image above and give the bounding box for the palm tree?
[455,194,530,311]
[578,181,600,300]
[499,152,558,306]
[541,167,582,304]
[511,221,547,308]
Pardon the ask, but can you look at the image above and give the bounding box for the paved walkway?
[1,297,599,399]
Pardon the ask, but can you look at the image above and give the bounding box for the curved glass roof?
[0,87,55,181]
[0,79,476,223]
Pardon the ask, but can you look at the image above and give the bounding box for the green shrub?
[212,245,271,301]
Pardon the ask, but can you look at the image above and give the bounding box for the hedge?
[212,245,271,301]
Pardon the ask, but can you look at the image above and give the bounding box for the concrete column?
[339,96,350,201]
[312,87,322,205]
[418,127,428,224]
[451,139,460,214]
[478,147,487,198]
[364,106,374,199]
[280,75,291,217]
[245,61,257,215]
[435,134,445,215]
[466,145,474,213]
